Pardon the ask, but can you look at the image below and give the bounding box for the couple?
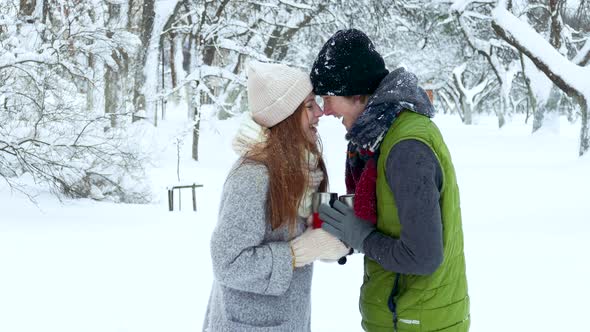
[203,29,470,332]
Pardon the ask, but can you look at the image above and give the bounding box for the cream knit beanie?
[247,61,313,128]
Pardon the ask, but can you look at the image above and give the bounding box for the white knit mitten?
[289,227,350,268]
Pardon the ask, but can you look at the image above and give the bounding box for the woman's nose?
[314,104,323,117]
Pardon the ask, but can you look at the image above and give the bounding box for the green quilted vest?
[360,111,470,331]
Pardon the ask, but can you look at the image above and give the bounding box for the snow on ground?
[1,108,589,332]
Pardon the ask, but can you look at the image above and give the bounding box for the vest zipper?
[388,273,401,331]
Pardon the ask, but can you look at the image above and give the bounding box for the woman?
[203,61,349,331]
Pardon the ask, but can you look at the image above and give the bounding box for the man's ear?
[354,95,369,104]
[353,95,368,104]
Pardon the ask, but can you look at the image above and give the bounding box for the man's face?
[321,96,366,130]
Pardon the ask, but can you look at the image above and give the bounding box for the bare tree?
[452,62,495,124]
[451,3,519,128]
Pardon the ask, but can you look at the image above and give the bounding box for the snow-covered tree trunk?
[161,2,184,105]
[498,97,507,128]
[19,0,36,18]
[453,63,489,125]
[188,36,202,161]
[169,32,185,104]
[87,54,95,113]
[133,0,155,122]
[532,86,561,133]
[192,105,201,161]
[84,1,106,115]
[86,55,106,115]
[519,51,537,124]
[580,98,589,155]
[92,58,106,115]
[530,0,564,134]
[105,66,121,127]
[438,86,461,117]
[104,2,129,128]
[460,97,473,125]
[134,0,180,125]
[188,0,230,161]
[453,64,471,124]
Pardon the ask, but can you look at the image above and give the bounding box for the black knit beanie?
[310,29,389,96]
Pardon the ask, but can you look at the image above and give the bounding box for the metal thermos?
[338,194,355,208]
[311,192,338,229]
[310,193,354,265]
[337,194,355,265]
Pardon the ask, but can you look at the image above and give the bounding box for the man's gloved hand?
[319,200,376,253]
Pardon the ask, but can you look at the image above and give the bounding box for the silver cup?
[338,194,355,208]
[311,192,339,213]
[337,194,355,265]
[311,192,338,229]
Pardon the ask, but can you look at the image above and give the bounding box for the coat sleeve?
[363,139,444,275]
[210,163,293,296]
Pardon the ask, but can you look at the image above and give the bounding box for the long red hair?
[242,105,328,233]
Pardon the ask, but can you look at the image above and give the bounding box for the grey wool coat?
[203,161,313,332]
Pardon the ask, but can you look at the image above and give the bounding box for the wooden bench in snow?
[167,183,203,211]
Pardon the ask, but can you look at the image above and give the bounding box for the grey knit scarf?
[345,67,436,151]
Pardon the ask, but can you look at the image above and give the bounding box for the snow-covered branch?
[492,7,590,100]
[450,0,496,14]
[491,5,589,155]
[0,50,57,70]
[278,0,313,10]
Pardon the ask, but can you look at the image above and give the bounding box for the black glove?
[319,200,376,253]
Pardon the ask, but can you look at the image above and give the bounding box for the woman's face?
[301,93,323,144]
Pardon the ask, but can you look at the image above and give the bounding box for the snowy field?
[1,110,589,332]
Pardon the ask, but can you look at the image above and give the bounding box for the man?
[314,29,470,331]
